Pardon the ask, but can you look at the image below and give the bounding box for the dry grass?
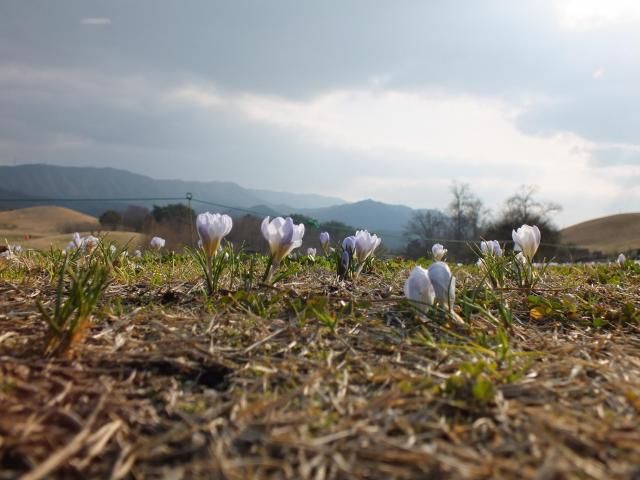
[0,206,127,250]
[561,213,640,254]
[18,231,147,251]
[0,206,99,234]
[1,255,639,479]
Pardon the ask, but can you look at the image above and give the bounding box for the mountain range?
[0,164,430,246]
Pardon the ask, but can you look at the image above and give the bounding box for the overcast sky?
[1,0,639,226]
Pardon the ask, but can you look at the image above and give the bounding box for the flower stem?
[262,255,274,284]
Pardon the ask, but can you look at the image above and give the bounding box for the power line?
[0,196,186,203]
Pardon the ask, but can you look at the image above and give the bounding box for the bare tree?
[447,182,484,241]
[502,185,562,225]
[404,210,449,257]
[403,182,485,260]
[483,185,563,258]
[405,210,449,241]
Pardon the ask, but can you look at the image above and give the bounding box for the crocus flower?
[515,252,527,266]
[65,232,83,252]
[319,231,330,254]
[480,240,502,257]
[428,261,456,309]
[404,266,435,313]
[342,236,356,254]
[306,247,316,259]
[134,249,142,258]
[12,245,22,255]
[196,212,233,257]
[109,245,117,254]
[72,232,82,249]
[432,243,447,261]
[617,253,626,265]
[150,236,165,250]
[0,251,12,263]
[512,224,541,261]
[338,250,351,280]
[81,235,99,252]
[354,230,381,262]
[261,216,305,265]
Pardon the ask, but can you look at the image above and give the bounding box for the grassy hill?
[0,206,145,250]
[561,213,640,254]
[0,206,99,234]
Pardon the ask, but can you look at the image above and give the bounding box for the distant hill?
[0,188,47,210]
[245,189,342,209]
[0,164,441,250]
[301,199,421,233]
[0,164,345,215]
[0,206,99,234]
[561,213,640,254]
[0,206,145,250]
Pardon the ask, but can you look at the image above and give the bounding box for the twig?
[21,393,108,480]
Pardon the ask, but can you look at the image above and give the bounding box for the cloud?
[170,81,638,224]
[2,2,638,149]
[554,0,640,30]
[1,61,638,225]
[591,144,640,166]
[80,17,111,26]
[1,1,640,227]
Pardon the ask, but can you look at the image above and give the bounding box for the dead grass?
[0,257,639,479]
[0,206,149,250]
[18,231,147,251]
[0,206,99,234]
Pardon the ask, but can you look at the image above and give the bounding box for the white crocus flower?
[428,261,456,310]
[65,232,83,252]
[306,247,316,259]
[72,232,83,249]
[150,236,166,250]
[432,243,447,261]
[404,266,435,313]
[109,244,117,254]
[319,231,330,254]
[0,247,14,262]
[81,235,99,252]
[515,252,527,266]
[617,253,626,265]
[133,249,142,258]
[261,216,305,265]
[480,240,502,257]
[196,212,233,257]
[512,224,541,261]
[354,230,381,262]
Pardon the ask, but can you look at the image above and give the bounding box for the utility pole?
[186,192,194,246]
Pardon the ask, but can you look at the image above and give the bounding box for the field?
[1,246,639,480]
[0,206,145,251]
[561,213,640,254]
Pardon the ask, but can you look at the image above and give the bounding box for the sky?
[0,0,639,226]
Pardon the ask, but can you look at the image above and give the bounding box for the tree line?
[98,184,589,261]
[404,183,571,261]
